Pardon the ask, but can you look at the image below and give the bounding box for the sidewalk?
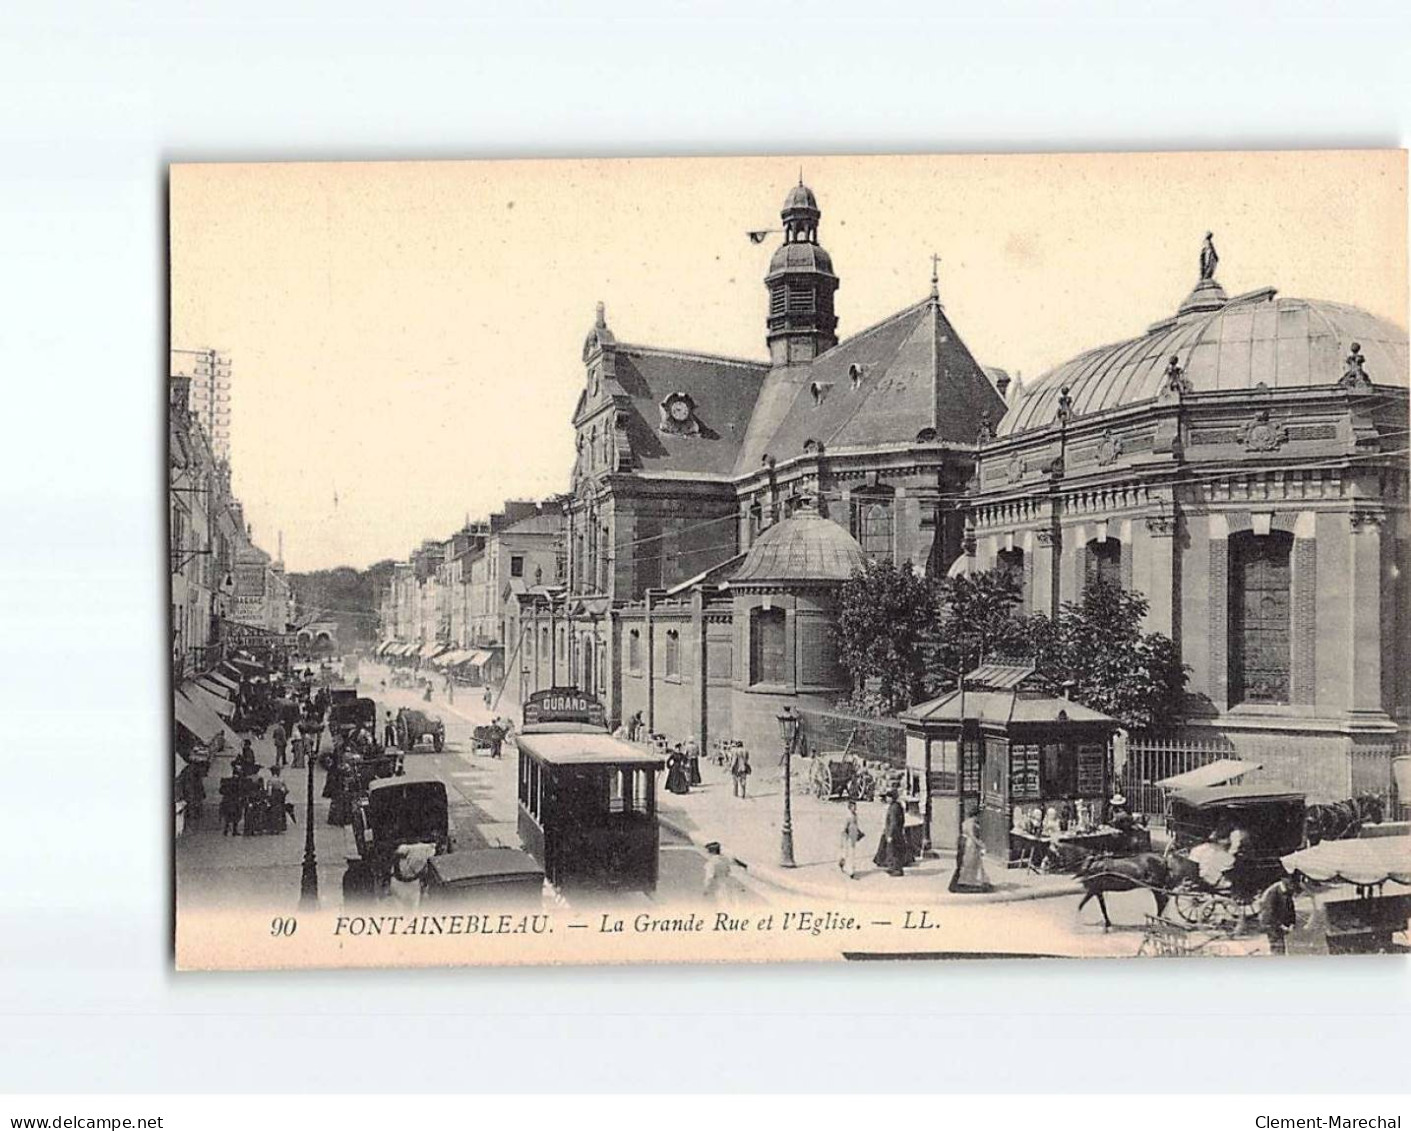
[655,761,1083,907]
[175,729,349,910]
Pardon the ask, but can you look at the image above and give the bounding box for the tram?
[516,689,665,894]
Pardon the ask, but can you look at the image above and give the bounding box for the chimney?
[995,371,1011,398]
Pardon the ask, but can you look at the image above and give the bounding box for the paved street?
[177,664,1283,957]
[176,664,761,912]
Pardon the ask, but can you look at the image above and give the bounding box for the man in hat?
[1108,791,1137,847]
[730,743,751,799]
[383,711,397,750]
[1258,873,1299,955]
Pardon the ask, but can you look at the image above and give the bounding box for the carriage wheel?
[1173,889,1215,925]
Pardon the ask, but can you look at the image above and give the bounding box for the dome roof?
[999,289,1409,437]
[767,240,835,277]
[733,508,866,585]
[783,182,819,214]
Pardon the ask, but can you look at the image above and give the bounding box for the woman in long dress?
[664,747,691,795]
[873,791,912,877]
[949,814,993,893]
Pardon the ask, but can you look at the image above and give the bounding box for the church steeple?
[765,179,839,367]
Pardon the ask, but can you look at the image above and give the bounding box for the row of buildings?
[385,180,1409,799]
[169,355,293,683]
[377,501,564,688]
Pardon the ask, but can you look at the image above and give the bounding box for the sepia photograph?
[168,151,1411,971]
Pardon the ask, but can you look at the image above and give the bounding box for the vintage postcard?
[169,152,1411,970]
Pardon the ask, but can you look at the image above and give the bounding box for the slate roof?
[1001,289,1410,436]
[500,512,562,537]
[732,508,866,585]
[610,345,770,477]
[735,297,1006,473]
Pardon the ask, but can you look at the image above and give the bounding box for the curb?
[656,812,1084,908]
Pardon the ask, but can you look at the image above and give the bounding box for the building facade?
[518,182,1006,756]
[968,252,1410,792]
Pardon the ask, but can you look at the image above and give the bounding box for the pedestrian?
[383,712,397,749]
[266,766,290,834]
[489,721,504,760]
[730,743,751,798]
[838,799,864,879]
[290,730,306,770]
[702,842,734,904]
[948,810,994,893]
[1258,873,1299,955]
[445,675,455,704]
[873,789,914,877]
[484,686,493,710]
[665,746,691,795]
[271,720,288,768]
[683,735,702,787]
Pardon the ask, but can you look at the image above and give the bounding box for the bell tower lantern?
[765,180,839,367]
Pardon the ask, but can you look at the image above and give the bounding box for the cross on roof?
[930,253,941,298]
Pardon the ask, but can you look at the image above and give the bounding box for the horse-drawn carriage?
[1162,786,1307,928]
[1077,785,1307,931]
[396,707,445,753]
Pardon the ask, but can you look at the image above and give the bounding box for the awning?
[186,682,236,721]
[195,676,234,703]
[1157,759,1263,790]
[204,670,240,694]
[455,649,493,669]
[1282,837,1411,887]
[176,688,238,740]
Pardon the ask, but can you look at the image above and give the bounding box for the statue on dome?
[1199,232,1219,281]
[1339,342,1372,391]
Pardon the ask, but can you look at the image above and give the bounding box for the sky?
[170,152,1407,573]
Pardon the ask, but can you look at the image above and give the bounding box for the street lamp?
[299,738,319,909]
[776,706,800,869]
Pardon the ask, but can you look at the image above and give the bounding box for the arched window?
[664,630,681,679]
[1229,530,1293,705]
[628,629,642,673]
[750,607,787,685]
[996,546,1024,581]
[852,490,895,564]
[1085,538,1122,592]
[748,499,763,543]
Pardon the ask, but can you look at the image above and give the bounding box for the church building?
[511,181,1409,787]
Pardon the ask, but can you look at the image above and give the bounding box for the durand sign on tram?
[522,687,606,729]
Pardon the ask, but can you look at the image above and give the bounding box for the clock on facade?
[658,391,700,435]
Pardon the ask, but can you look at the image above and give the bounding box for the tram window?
[632,770,650,815]
[608,768,626,813]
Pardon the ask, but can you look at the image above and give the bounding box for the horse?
[1305,793,1385,845]
[1074,849,1200,929]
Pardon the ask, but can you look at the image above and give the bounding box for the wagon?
[396,707,445,753]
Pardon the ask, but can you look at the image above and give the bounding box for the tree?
[836,559,935,714]
[1025,578,1188,730]
[928,569,1029,681]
